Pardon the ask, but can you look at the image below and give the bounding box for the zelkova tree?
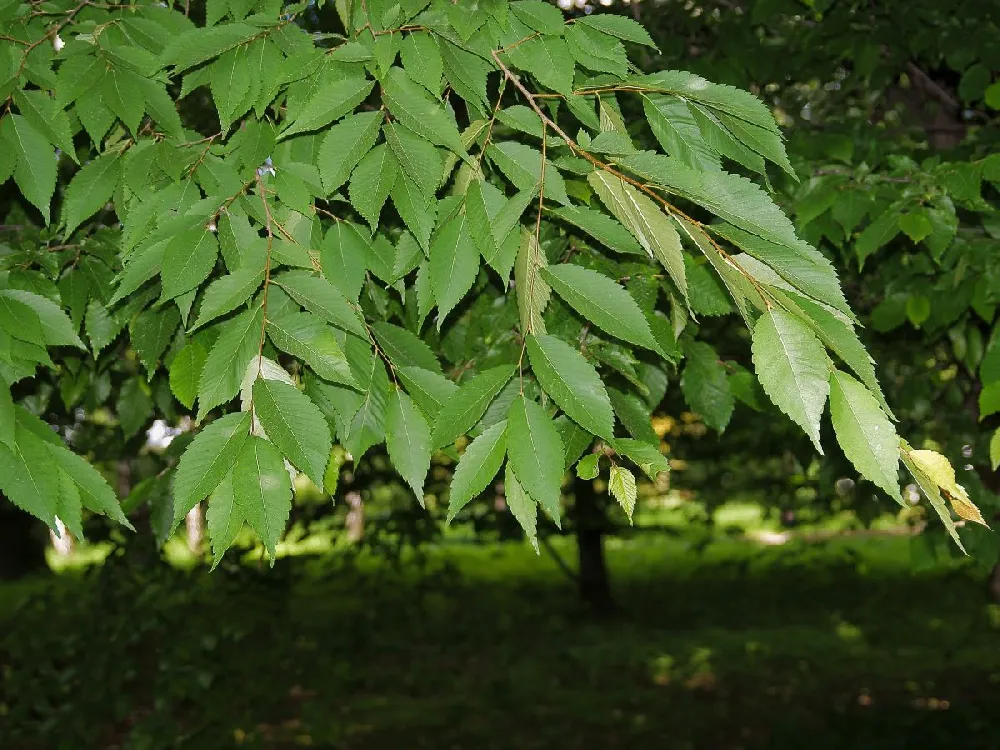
[0,0,987,562]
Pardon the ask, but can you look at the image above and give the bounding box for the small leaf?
[429,212,480,326]
[252,378,331,488]
[506,396,564,526]
[170,340,207,409]
[608,464,637,522]
[232,435,292,562]
[198,306,263,420]
[751,308,830,452]
[906,449,989,528]
[266,312,356,387]
[385,389,432,504]
[162,230,220,301]
[576,453,600,480]
[578,13,658,48]
[514,229,550,336]
[680,341,733,432]
[610,437,670,481]
[281,76,375,139]
[172,411,253,526]
[829,369,900,503]
[431,365,515,449]
[542,264,658,350]
[446,419,508,522]
[526,333,614,440]
[206,470,245,570]
[349,143,398,229]
[1,114,56,223]
[61,152,121,237]
[274,270,367,338]
[504,464,539,553]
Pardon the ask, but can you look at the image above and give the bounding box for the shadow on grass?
[2,536,999,749]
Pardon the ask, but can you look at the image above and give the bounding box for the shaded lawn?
[2,535,1000,750]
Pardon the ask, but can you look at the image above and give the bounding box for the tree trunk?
[572,475,614,612]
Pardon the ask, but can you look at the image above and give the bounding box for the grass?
[3,527,999,750]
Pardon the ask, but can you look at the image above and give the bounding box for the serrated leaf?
[386,388,431,503]
[429,212,479,326]
[0,377,12,447]
[542,264,658,350]
[131,306,180,373]
[901,447,966,553]
[2,290,84,349]
[274,270,367,338]
[172,411,252,526]
[642,95,720,171]
[232,435,292,562]
[680,341,733,432]
[348,142,398,229]
[610,437,669,481]
[0,425,59,528]
[316,111,382,195]
[608,464,637,521]
[548,204,644,256]
[198,306,263,420]
[431,365,515,449]
[170,339,207,409]
[504,464,538,553]
[384,121,442,198]
[161,23,260,73]
[587,171,686,300]
[320,221,370,301]
[252,378,331,487]
[1,114,56,223]
[206,470,244,569]
[372,322,441,373]
[397,365,459,417]
[579,13,657,48]
[510,0,565,34]
[526,333,614,440]
[266,312,356,387]
[488,142,569,205]
[507,395,564,526]
[514,229,550,336]
[401,32,443,93]
[446,419,507,522]
[751,308,829,452]
[162,229,220,301]
[829,369,900,503]
[505,36,574,96]
[191,263,265,332]
[281,76,374,139]
[342,338,389,459]
[576,453,600,480]
[382,67,466,156]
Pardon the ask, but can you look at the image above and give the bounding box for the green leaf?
[391,176,437,251]
[642,95,720,171]
[281,76,375,139]
[161,22,260,73]
[526,333,614,440]
[548,204,644,256]
[0,425,59,528]
[210,45,253,130]
[397,365,459,417]
[505,37,575,96]
[131,306,181,373]
[316,111,382,195]
[1,114,56,223]
[446,419,508,522]
[829,369,901,503]
[855,209,901,265]
[680,341,733,432]
[510,1,565,35]
[751,308,830,452]
[13,88,77,165]
[430,365,515,449]
[191,262,265,331]
[384,121,442,198]
[252,378,331,488]
[507,396,564,526]
[266,312,356,387]
[172,411,253,526]
[382,67,466,156]
[898,210,934,243]
[197,306,263,420]
[349,143,398,229]
[488,142,569,205]
[542,264,658,350]
[371,322,441,373]
[576,453,600,480]
[0,292,43,343]
[610,437,669,481]
[320,221,370,301]
[504,464,538,553]
[579,13,658,48]
[514,229,550,336]
[0,377,12,447]
[587,171,686,299]
[900,447,966,553]
[45,434,131,527]
[170,340,207,409]
[429,212,480,326]
[608,464,637,522]
[400,32,443,94]
[117,377,152,439]
[274,270,367,339]
[1,290,84,348]
[385,388,432,503]
[232,435,292,562]
[206,471,244,569]
[162,230,220,301]
[991,428,1000,472]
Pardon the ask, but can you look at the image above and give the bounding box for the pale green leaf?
[172,411,252,526]
[252,378,331,487]
[430,365,515,449]
[447,419,508,522]
[386,388,432,503]
[526,333,614,440]
[608,464,637,522]
[829,369,900,503]
[514,229,550,336]
[232,435,292,562]
[751,308,830,452]
[542,264,658,350]
[579,13,657,48]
